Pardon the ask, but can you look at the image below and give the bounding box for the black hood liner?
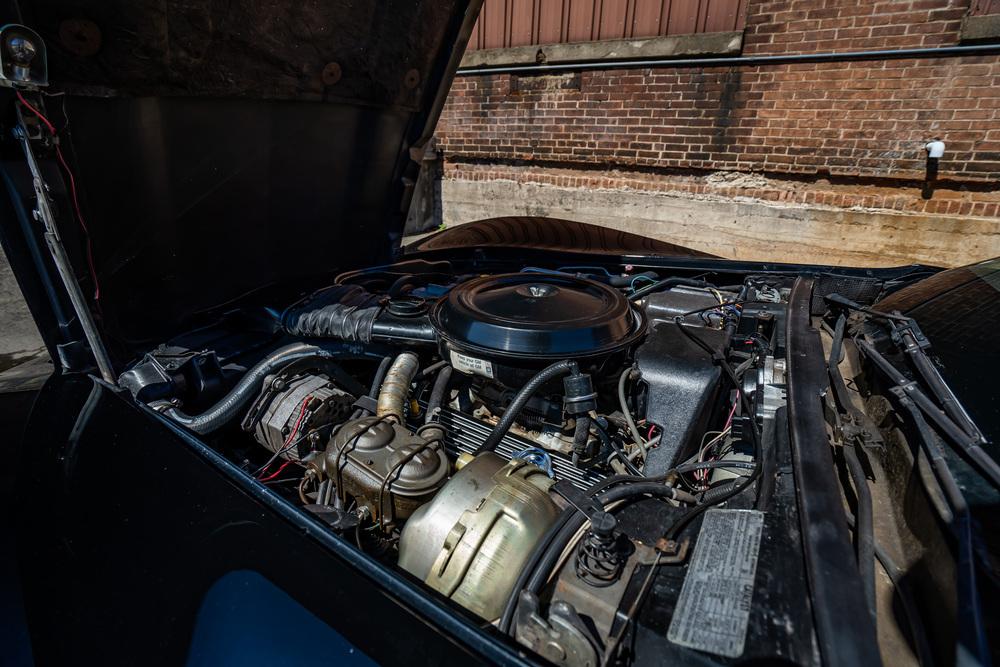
[8,0,476,352]
[27,1,458,106]
[58,96,411,346]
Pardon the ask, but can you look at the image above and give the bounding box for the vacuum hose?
[475,360,580,454]
[163,343,341,435]
[425,365,453,424]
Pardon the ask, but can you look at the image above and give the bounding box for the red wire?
[55,146,100,301]
[15,90,55,134]
[256,397,310,480]
[258,460,292,483]
[283,399,310,447]
[15,90,101,303]
[723,391,740,430]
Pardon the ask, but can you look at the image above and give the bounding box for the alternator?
[244,373,354,461]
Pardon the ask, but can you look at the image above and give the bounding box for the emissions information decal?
[449,350,495,379]
[667,509,764,658]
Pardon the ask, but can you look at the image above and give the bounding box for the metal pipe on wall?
[456,43,1000,76]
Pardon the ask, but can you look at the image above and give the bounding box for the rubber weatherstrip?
[784,278,882,666]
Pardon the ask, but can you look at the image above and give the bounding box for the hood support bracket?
[13,115,115,383]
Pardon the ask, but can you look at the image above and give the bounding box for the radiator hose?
[163,343,351,435]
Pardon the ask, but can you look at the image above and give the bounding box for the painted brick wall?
[437,0,1000,184]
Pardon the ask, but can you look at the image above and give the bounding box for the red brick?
[436,0,1000,189]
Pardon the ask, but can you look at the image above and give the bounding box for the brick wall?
[437,0,1000,185]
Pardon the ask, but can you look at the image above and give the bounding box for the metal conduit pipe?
[457,43,1000,77]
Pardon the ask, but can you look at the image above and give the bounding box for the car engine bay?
[106,239,1000,667]
[112,257,816,665]
[3,5,995,663]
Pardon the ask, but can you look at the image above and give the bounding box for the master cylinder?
[312,416,449,527]
[398,453,560,621]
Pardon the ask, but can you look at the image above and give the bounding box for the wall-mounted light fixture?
[922,138,945,199]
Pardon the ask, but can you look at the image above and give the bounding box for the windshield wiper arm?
[888,317,985,445]
[826,292,988,445]
[856,338,1000,492]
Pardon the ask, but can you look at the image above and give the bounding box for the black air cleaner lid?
[430,273,644,359]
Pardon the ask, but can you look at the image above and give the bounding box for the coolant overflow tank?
[398,453,560,622]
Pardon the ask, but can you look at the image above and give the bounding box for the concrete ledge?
[960,14,1000,42]
[460,31,743,69]
[441,177,1000,268]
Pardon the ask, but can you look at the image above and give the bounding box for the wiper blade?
[826,292,988,444]
[855,339,1000,492]
[888,317,986,445]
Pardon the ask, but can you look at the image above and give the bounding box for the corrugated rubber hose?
[282,285,381,342]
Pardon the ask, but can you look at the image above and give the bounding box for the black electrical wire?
[680,299,744,317]
[350,355,393,420]
[889,319,984,443]
[456,43,1000,77]
[250,425,333,478]
[843,514,934,667]
[857,339,1000,492]
[629,277,712,301]
[823,293,910,321]
[520,483,686,605]
[843,443,876,620]
[829,314,876,620]
[673,460,755,474]
[333,416,393,506]
[833,295,985,449]
[377,434,443,529]
[895,395,989,665]
[597,419,643,476]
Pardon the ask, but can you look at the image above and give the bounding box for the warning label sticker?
[449,350,495,379]
[666,509,765,658]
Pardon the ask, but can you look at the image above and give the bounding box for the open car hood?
[0,0,479,356]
